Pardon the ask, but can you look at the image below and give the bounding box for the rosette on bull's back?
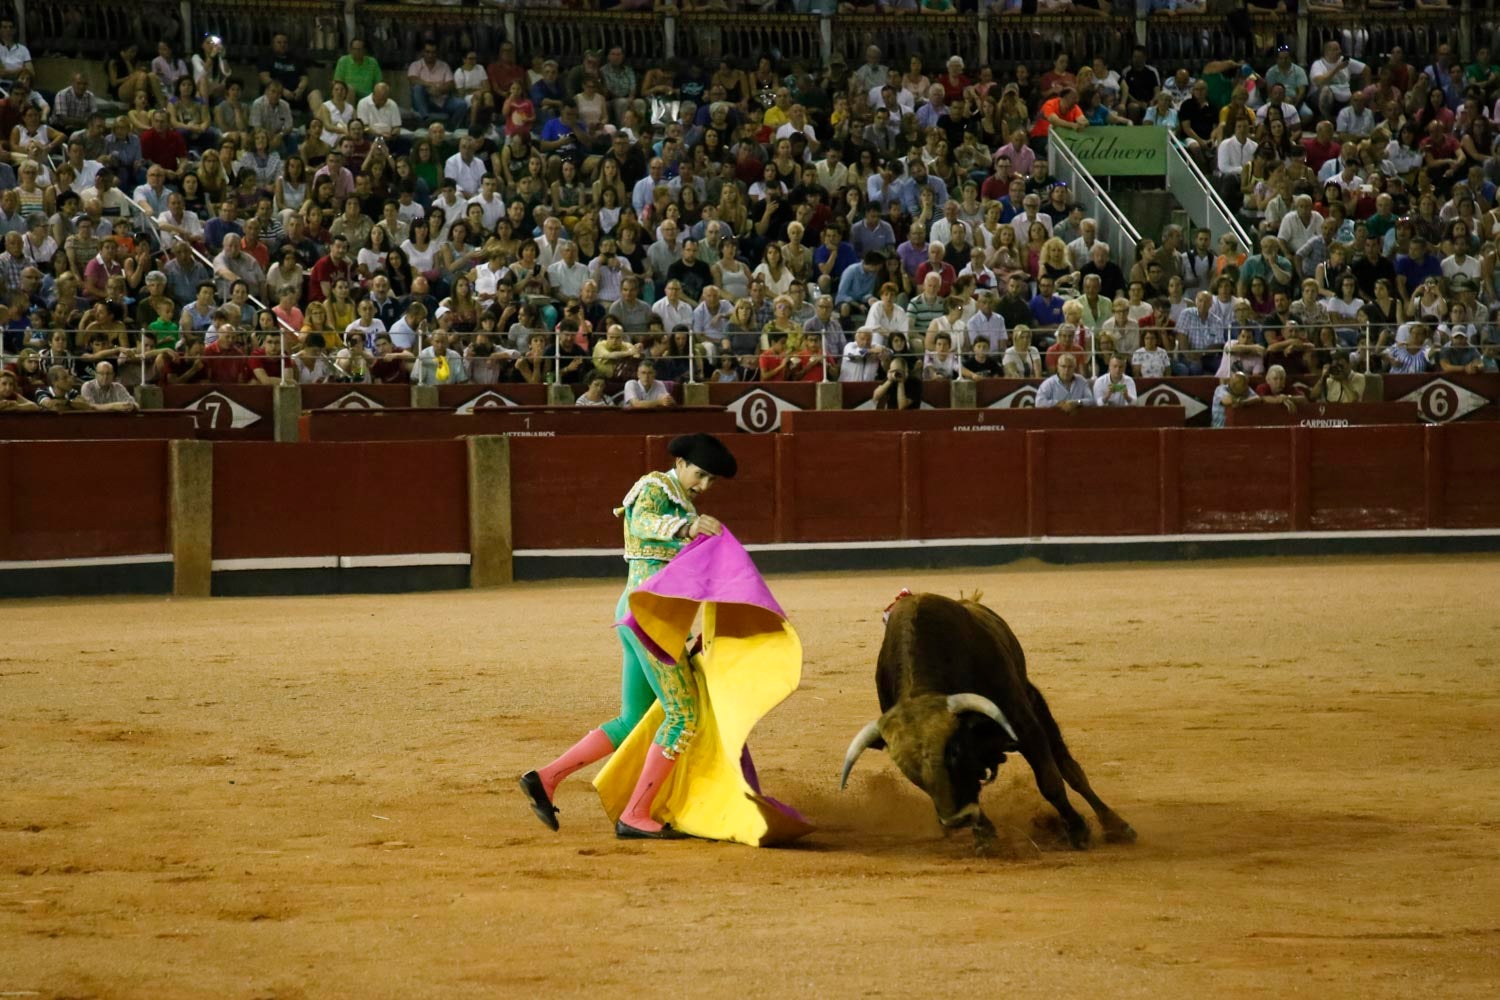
[519,433,810,845]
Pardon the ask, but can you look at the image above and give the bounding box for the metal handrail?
[1166,133,1253,257]
[1047,134,1141,285]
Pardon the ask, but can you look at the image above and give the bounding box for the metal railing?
[1166,133,1253,258]
[20,0,1496,66]
[989,12,1133,72]
[1047,134,1142,277]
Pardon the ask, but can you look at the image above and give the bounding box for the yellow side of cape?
[593,600,812,847]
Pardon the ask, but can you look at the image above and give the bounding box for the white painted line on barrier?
[516,527,1500,559]
[0,553,172,570]
[338,553,470,569]
[211,556,339,572]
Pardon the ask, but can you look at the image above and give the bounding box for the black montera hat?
[668,433,737,479]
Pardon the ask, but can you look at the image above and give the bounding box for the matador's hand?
[689,515,723,538]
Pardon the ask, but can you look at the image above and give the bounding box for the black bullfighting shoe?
[518,771,560,831]
[615,820,690,840]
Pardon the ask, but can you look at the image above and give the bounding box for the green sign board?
[1055,125,1167,176]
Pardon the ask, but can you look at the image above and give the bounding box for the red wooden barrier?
[780,406,1184,434]
[0,411,200,440]
[1176,428,1294,533]
[508,435,648,550]
[1437,423,1500,528]
[300,406,738,442]
[161,385,275,440]
[0,440,169,560]
[777,432,905,541]
[212,441,468,559]
[1226,402,1420,426]
[907,430,1029,539]
[1306,426,1426,531]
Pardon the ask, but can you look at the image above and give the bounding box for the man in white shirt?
[546,241,590,300]
[1276,194,1324,260]
[133,165,172,216]
[1066,218,1099,269]
[1092,354,1138,407]
[1309,40,1366,118]
[1035,353,1095,412]
[412,331,467,384]
[155,191,203,250]
[631,158,666,216]
[443,137,487,198]
[622,359,673,408]
[473,248,509,304]
[1253,83,1300,130]
[1216,117,1256,180]
[1334,91,1375,142]
[534,216,565,271]
[967,291,1008,350]
[1009,194,1052,244]
[466,175,505,231]
[79,361,138,411]
[774,105,818,154]
[651,280,693,332]
[355,82,404,139]
[691,284,733,341]
[813,147,849,195]
[388,302,427,350]
[928,200,965,246]
[839,327,887,382]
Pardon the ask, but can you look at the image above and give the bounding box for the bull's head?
[840,694,1018,829]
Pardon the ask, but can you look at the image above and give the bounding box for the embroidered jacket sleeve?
[615,472,697,563]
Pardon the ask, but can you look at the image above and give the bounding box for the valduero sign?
[1055,126,1167,176]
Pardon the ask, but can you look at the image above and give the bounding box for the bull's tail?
[1026,682,1070,755]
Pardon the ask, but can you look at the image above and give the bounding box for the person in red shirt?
[758,331,790,381]
[248,331,287,385]
[1030,88,1086,148]
[485,41,527,102]
[201,324,252,383]
[139,110,188,175]
[938,55,970,103]
[914,243,956,296]
[1301,120,1342,173]
[307,235,352,303]
[1418,119,1463,191]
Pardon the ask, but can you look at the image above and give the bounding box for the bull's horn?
[839,720,883,790]
[947,693,1019,742]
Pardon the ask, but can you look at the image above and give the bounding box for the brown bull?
[840,592,1136,851]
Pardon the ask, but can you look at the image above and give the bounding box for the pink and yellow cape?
[594,530,812,846]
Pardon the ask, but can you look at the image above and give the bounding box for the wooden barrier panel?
[1436,423,1500,529]
[781,406,1184,434]
[212,441,468,559]
[161,385,276,440]
[1028,429,1164,536]
[1176,428,1294,533]
[908,431,1029,539]
[1306,426,1426,531]
[709,382,820,432]
[1226,402,1420,427]
[0,411,200,440]
[301,406,738,442]
[0,440,169,560]
[509,435,649,550]
[778,432,904,541]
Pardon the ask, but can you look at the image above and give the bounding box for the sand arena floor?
[2,556,1499,999]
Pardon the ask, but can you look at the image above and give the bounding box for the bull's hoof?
[1066,824,1092,851]
[1104,823,1138,844]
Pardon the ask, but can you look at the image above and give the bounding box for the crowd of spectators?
[0,5,1496,416]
